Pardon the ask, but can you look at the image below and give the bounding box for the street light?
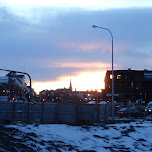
[92,25,114,120]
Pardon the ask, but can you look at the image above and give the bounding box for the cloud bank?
[0,1,152,92]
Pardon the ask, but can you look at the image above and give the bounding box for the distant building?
[6,71,27,90]
[69,78,72,91]
[102,69,152,104]
[39,79,101,103]
[72,90,101,102]
[0,71,34,99]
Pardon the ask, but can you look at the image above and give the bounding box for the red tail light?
[121,111,124,113]
[116,111,118,113]
[12,97,15,101]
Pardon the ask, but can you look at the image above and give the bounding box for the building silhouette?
[0,71,35,101]
[102,69,152,104]
[69,78,72,91]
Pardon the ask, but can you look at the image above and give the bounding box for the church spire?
[69,78,72,91]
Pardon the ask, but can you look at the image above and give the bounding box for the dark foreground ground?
[0,120,152,152]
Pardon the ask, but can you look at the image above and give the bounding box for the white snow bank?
[6,120,152,152]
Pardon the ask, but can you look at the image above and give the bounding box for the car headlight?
[149,109,152,112]
[145,109,147,111]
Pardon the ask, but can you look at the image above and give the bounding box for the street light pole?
[92,25,114,120]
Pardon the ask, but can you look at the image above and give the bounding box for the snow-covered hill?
[1,120,152,152]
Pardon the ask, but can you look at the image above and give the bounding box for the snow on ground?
[3,120,152,152]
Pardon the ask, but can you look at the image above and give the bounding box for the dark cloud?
[0,6,152,83]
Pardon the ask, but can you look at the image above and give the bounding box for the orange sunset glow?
[32,70,106,94]
[1,0,152,151]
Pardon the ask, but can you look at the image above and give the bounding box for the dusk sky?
[0,0,152,93]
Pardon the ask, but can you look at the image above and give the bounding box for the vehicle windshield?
[120,108,128,111]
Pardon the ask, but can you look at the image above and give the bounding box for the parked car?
[115,105,123,114]
[145,101,152,115]
[98,101,107,105]
[87,101,96,104]
[116,106,144,118]
[116,108,129,117]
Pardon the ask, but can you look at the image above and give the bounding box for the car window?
[120,108,128,111]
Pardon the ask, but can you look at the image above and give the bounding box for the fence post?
[73,104,77,125]
[92,105,95,125]
[76,104,79,125]
[105,105,108,122]
[28,102,30,123]
[97,104,100,123]
[13,102,15,123]
[55,104,57,124]
[42,103,44,124]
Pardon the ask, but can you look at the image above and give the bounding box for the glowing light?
[33,70,106,94]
